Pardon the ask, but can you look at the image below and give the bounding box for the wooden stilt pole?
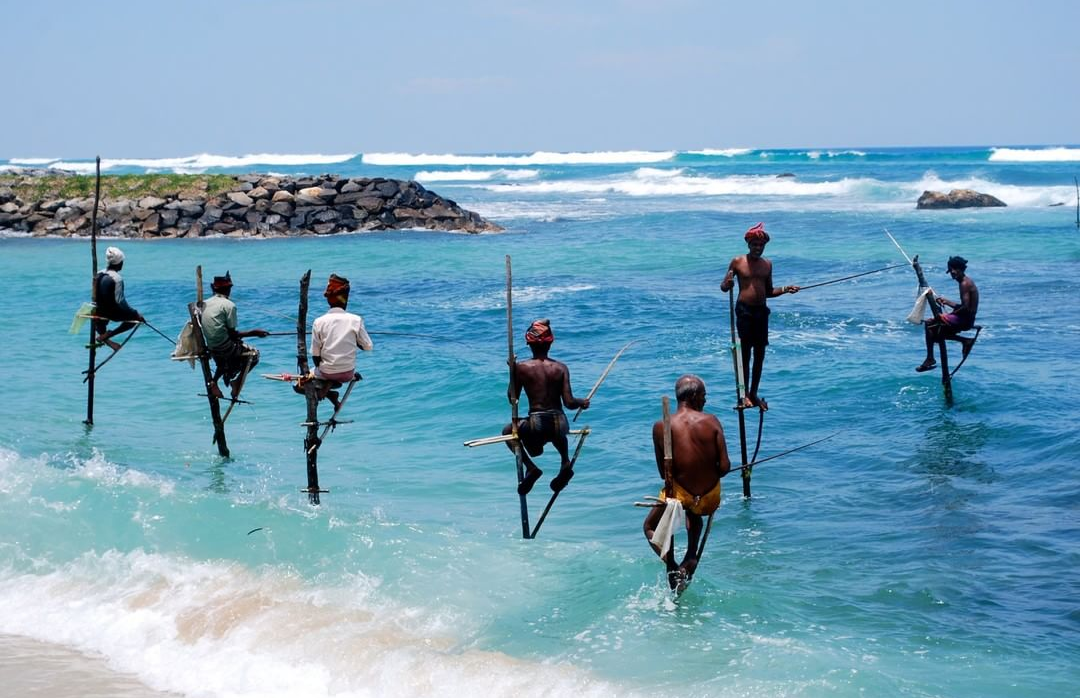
[729,290,752,497]
[190,266,230,457]
[296,270,325,505]
[84,156,101,426]
[506,255,530,538]
[911,256,953,404]
[529,427,590,539]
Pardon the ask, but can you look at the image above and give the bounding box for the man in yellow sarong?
[643,374,731,587]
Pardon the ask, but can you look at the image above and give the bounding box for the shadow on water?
[203,457,230,494]
[908,413,996,485]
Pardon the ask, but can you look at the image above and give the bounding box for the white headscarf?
[105,246,125,266]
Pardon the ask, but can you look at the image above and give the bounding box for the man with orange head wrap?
[303,274,373,408]
[719,223,799,410]
[501,319,590,495]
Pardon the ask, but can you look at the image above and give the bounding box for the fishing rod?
[572,339,640,422]
[260,330,451,341]
[885,228,914,266]
[634,431,840,508]
[729,431,839,473]
[141,320,176,344]
[797,264,907,291]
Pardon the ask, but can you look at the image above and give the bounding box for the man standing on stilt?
[643,375,731,588]
[720,223,799,410]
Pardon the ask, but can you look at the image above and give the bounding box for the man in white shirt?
[305,273,372,408]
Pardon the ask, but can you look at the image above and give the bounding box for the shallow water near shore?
[1,146,1078,697]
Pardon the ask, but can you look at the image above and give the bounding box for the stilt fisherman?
[643,374,731,589]
[200,271,269,400]
[93,246,144,350]
[294,274,373,409]
[502,319,590,495]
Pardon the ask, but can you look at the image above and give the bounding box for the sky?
[3,0,1078,158]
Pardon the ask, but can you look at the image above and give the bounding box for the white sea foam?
[482,168,871,198]
[0,550,630,698]
[41,153,357,174]
[363,150,676,166]
[452,284,597,311]
[807,150,867,159]
[474,168,1072,208]
[7,157,60,165]
[414,168,539,182]
[687,148,754,157]
[988,146,1080,162]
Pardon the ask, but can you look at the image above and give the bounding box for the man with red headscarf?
[301,274,373,408]
[502,319,590,495]
[720,223,799,410]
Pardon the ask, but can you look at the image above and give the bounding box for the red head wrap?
[744,222,770,243]
[324,274,350,298]
[525,319,554,345]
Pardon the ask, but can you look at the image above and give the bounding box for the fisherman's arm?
[355,317,373,351]
[714,421,731,478]
[561,367,590,410]
[720,258,740,292]
[652,421,666,479]
[767,269,799,297]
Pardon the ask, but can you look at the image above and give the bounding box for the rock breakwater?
[0,172,502,237]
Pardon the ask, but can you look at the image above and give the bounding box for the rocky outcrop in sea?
[0,173,502,237]
[916,188,1006,209]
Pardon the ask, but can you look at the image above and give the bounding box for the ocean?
[1,146,1078,697]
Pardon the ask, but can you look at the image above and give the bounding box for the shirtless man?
[643,374,731,587]
[503,319,590,495]
[93,246,145,350]
[916,256,979,372]
[719,223,799,410]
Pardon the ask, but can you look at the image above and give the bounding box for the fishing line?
[797,264,907,291]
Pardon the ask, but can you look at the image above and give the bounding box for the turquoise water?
[1,147,1078,697]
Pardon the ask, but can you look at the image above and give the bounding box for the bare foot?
[517,466,543,495]
[736,396,754,409]
[916,360,937,373]
[209,382,224,399]
[97,335,121,351]
[550,467,575,492]
[751,395,768,411]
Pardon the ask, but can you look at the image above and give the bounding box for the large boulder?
[917,189,1006,209]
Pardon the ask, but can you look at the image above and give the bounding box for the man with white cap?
[93,246,144,350]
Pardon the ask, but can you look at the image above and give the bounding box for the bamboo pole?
[190,266,229,457]
[529,427,590,539]
[729,290,752,497]
[296,270,324,504]
[506,255,530,538]
[911,256,953,404]
[84,156,101,425]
